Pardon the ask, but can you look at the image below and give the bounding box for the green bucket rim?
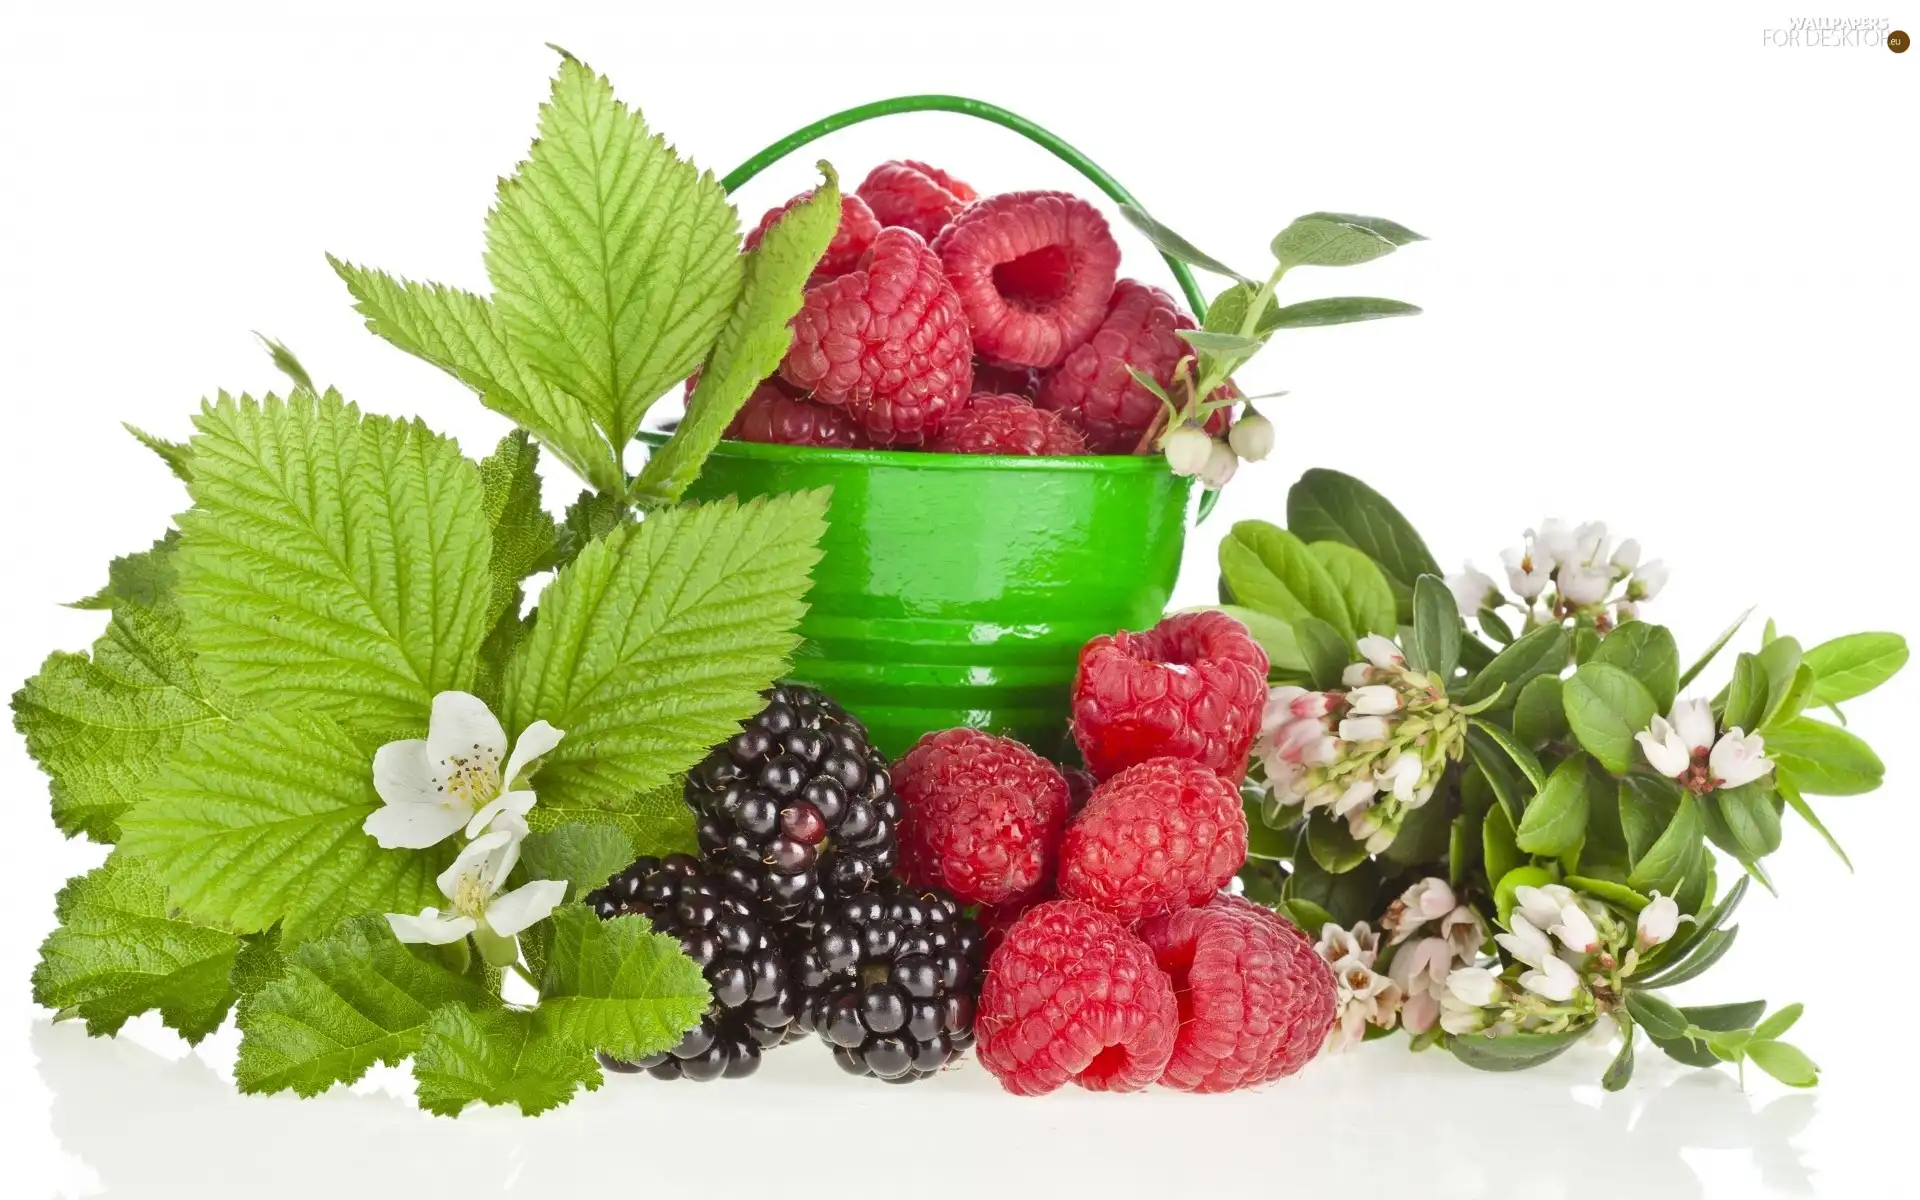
[635,430,1180,476]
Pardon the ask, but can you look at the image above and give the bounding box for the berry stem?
[720,94,1209,318]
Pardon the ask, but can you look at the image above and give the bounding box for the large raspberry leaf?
[119,711,455,942]
[330,258,623,494]
[500,490,828,826]
[234,916,495,1097]
[412,1004,603,1118]
[633,167,844,508]
[536,907,710,1062]
[172,392,492,731]
[485,55,743,457]
[31,856,240,1043]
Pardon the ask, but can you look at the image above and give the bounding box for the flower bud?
[1636,893,1680,950]
[1162,424,1213,477]
[1199,439,1239,489]
[1227,410,1274,461]
[1347,684,1402,716]
[1446,965,1501,1007]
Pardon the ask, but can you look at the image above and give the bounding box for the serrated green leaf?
[31,856,239,1042]
[69,531,182,611]
[1262,296,1422,328]
[120,711,453,941]
[1593,622,1679,712]
[1120,205,1250,280]
[1563,663,1658,774]
[330,259,623,493]
[1747,1039,1819,1087]
[502,491,827,820]
[14,591,231,841]
[175,392,491,729]
[478,431,560,630]
[412,1004,603,1117]
[517,822,634,902]
[635,167,840,508]
[234,916,494,1097]
[1802,631,1907,704]
[486,57,741,452]
[123,424,193,483]
[1765,715,1886,795]
[1307,541,1396,637]
[1285,469,1440,593]
[538,907,709,1061]
[1516,754,1595,856]
[256,333,318,394]
[1467,625,1569,713]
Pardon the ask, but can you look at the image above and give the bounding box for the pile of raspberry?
[719,159,1233,458]
[891,610,1339,1096]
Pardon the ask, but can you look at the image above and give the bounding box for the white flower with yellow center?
[363,691,564,849]
[386,828,566,956]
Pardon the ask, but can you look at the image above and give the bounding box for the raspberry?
[894,727,1071,904]
[857,160,978,242]
[1036,279,1233,454]
[725,379,866,448]
[1071,610,1270,782]
[974,899,1177,1096]
[779,227,974,446]
[970,357,1041,399]
[932,191,1121,369]
[1056,756,1248,921]
[1136,895,1338,1092]
[928,393,1088,457]
[745,192,881,282]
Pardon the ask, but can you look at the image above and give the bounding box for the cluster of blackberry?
[590,687,981,1083]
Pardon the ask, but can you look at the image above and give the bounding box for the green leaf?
[538,907,710,1061]
[1722,653,1769,734]
[1467,727,1538,828]
[1286,469,1441,593]
[516,822,634,902]
[501,491,827,821]
[1677,607,1753,691]
[1242,793,1291,860]
[1516,754,1595,856]
[329,258,623,493]
[1747,1039,1819,1087]
[234,916,494,1097]
[1638,926,1738,990]
[1765,716,1885,795]
[1765,664,1816,734]
[1776,776,1851,870]
[486,56,742,453]
[1479,607,1516,646]
[1308,542,1397,638]
[1262,296,1422,328]
[1384,790,1450,865]
[1617,774,1679,865]
[1512,674,1570,745]
[1271,215,1406,268]
[1664,876,1749,962]
[13,598,231,841]
[1565,874,1649,913]
[123,423,193,483]
[1306,811,1369,874]
[1803,631,1908,704]
[1482,803,1522,894]
[69,530,182,610]
[1562,663,1658,774]
[1295,616,1351,693]
[1281,831,1382,928]
[256,333,318,394]
[1294,212,1427,245]
[1625,991,1689,1041]
[1593,622,1679,712]
[1177,328,1265,357]
[1218,521,1355,641]
[175,392,492,729]
[1470,721,1548,793]
[1601,1027,1636,1091]
[1202,605,1307,672]
[31,856,239,1042]
[1467,625,1570,714]
[1408,575,1462,679]
[477,431,560,630]
[412,1004,603,1117]
[1448,1027,1586,1072]
[1274,898,1334,935]
[1628,793,1703,894]
[635,166,842,508]
[1755,636,1804,728]
[1648,998,1765,1068]
[1754,1002,1803,1041]
[1700,783,1781,864]
[119,711,453,942]
[1119,205,1250,281]
[1493,865,1556,926]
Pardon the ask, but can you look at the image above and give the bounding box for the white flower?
[1227,411,1273,461]
[1447,563,1501,614]
[1518,955,1581,1003]
[1610,538,1641,573]
[1316,921,1380,968]
[1402,877,1458,923]
[1557,564,1613,607]
[1670,697,1716,753]
[1163,425,1213,477]
[1635,716,1692,777]
[1357,634,1405,670]
[1199,439,1239,489]
[1441,905,1487,959]
[1440,991,1494,1035]
[1529,519,1575,568]
[1446,965,1502,1008]
[1637,892,1680,951]
[386,828,566,946]
[1571,520,1610,567]
[1628,560,1670,601]
[1339,715,1391,743]
[1549,904,1599,955]
[1347,685,1401,716]
[1261,685,1308,735]
[1495,914,1555,968]
[1390,936,1452,993]
[364,691,564,849]
[1512,884,1576,933]
[1500,544,1554,600]
[1709,729,1775,788]
[1375,751,1423,802]
[1341,662,1374,688]
[1325,953,1404,1051]
[1332,779,1377,817]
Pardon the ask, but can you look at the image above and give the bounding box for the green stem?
[720,94,1209,318]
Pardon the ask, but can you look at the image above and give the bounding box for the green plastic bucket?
[640,434,1194,756]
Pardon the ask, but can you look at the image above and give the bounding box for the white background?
[2,2,1914,1196]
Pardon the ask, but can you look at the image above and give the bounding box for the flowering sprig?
[1635,697,1774,795]
[1450,519,1667,635]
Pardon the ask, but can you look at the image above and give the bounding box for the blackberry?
[685,686,900,920]
[791,878,983,1083]
[586,854,796,1081]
